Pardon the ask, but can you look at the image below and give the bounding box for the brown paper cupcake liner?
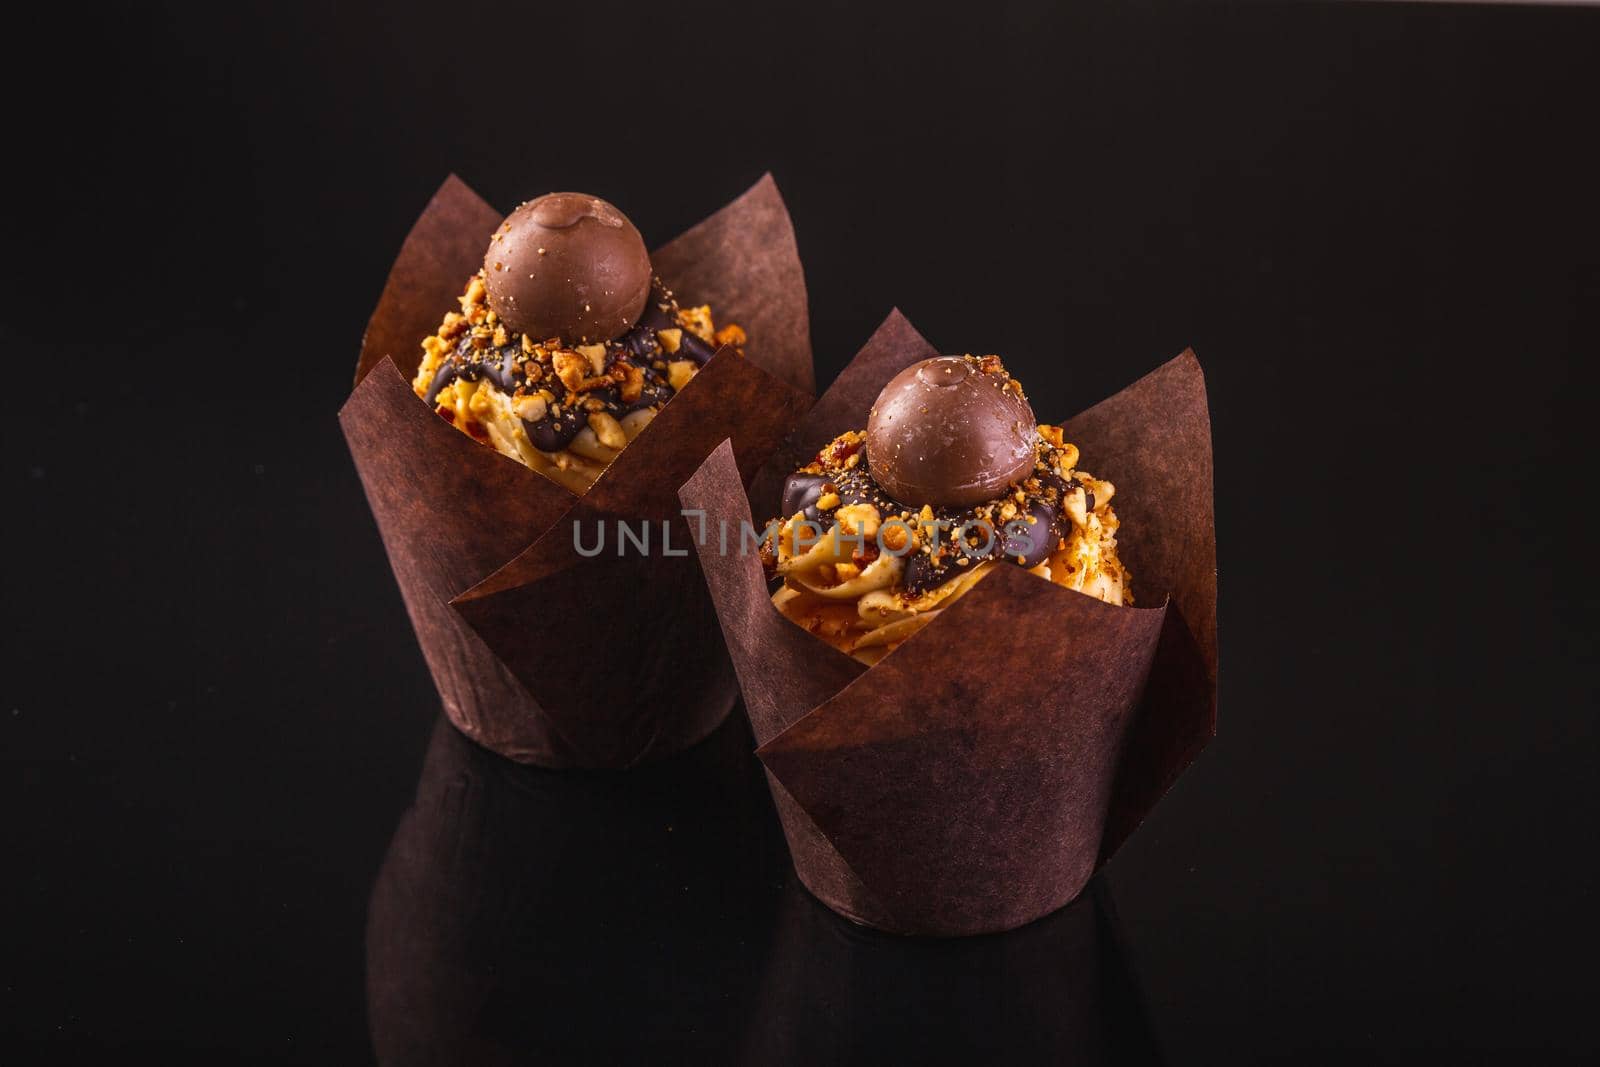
[678,311,1217,935]
[342,174,813,767]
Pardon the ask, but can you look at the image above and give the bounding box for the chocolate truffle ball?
[483,193,652,343]
[865,357,1038,507]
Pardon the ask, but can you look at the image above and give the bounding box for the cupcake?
[413,192,749,493]
[342,174,813,767]
[765,354,1130,664]
[679,311,1218,934]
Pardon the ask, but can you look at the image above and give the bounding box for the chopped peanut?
[667,360,696,392]
[678,305,715,342]
[880,521,910,552]
[619,363,644,403]
[587,411,627,450]
[514,394,548,423]
[551,350,588,393]
[835,503,880,540]
[576,343,607,376]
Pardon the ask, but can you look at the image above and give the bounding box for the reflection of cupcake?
[412,193,747,493]
[342,174,813,767]
[367,715,785,1063]
[766,354,1130,663]
[742,876,1163,1065]
[681,311,1217,935]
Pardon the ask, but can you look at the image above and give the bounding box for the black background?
[5,0,1597,1062]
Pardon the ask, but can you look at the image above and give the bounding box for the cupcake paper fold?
[342,174,813,767]
[678,311,1217,935]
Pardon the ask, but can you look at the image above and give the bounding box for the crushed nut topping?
[412,270,746,494]
[763,354,1131,664]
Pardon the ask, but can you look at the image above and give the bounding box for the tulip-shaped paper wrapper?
[342,174,813,768]
[679,312,1217,935]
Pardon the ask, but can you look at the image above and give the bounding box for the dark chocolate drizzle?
[423,279,712,453]
[779,450,1090,597]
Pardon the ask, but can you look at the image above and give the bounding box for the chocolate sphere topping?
[483,192,652,343]
[865,356,1039,507]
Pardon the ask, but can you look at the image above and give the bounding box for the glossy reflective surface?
[8,0,1598,1062]
[367,717,1161,1064]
